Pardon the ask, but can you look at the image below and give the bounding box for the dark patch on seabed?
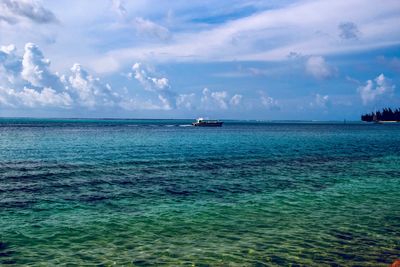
[0,241,16,264]
[0,199,37,209]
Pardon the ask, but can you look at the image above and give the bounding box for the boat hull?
[192,122,223,127]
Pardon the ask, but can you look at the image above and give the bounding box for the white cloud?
[131,62,170,91]
[0,44,16,54]
[21,43,63,90]
[130,62,176,109]
[201,88,242,110]
[0,0,399,76]
[358,74,395,105]
[130,64,245,111]
[230,94,242,106]
[134,17,171,41]
[0,0,58,25]
[0,43,250,113]
[260,91,280,110]
[94,0,400,67]
[1,43,237,112]
[65,63,120,108]
[0,86,72,108]
[305,56,335,79]
[0,43,126,110]
[201,88,228,110]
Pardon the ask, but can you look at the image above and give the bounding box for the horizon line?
[0,116,360,123]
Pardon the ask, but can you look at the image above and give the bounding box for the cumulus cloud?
[0,43,247,113]
[0,44,71,109]
[200,88,243,110]
[0,44,16,54]
[230,94,242,106]
[358,74,395,105]
[131,63,170,91]
[134,17,171,41]
[65,64,120,108]
[0,43,72,109]
[21,43,63,90]
[338,22,360,40]
[0,87,72,108]
[201,88,228,110]
[0,0,58,24]
[0,43,125,109]
[305,56,335,79]
[130,62,175,110]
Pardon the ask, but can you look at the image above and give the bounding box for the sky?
[0,0,399,120]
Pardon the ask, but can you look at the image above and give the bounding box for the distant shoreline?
[371,120,400,123]
[0,117,360,123]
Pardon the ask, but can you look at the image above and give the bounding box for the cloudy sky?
[0,0,399,120]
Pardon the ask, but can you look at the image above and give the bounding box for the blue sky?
[0,0,399,120]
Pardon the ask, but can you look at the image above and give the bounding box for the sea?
[0,118,399,266]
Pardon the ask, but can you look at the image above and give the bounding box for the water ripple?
[0,121,400,265]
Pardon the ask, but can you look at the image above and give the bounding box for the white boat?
[192,118,223,127]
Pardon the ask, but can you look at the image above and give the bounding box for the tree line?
[361,108,400,122]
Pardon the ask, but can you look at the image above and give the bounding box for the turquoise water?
[0,119,399,266]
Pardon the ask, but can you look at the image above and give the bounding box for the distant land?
[361,108,400,122]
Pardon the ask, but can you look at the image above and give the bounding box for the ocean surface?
[0,118,399,266]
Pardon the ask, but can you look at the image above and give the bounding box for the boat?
[192,118,223,127]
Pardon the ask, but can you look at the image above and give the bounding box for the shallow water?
[0,119,399,266]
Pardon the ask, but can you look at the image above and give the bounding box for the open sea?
[0,118,399,266]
